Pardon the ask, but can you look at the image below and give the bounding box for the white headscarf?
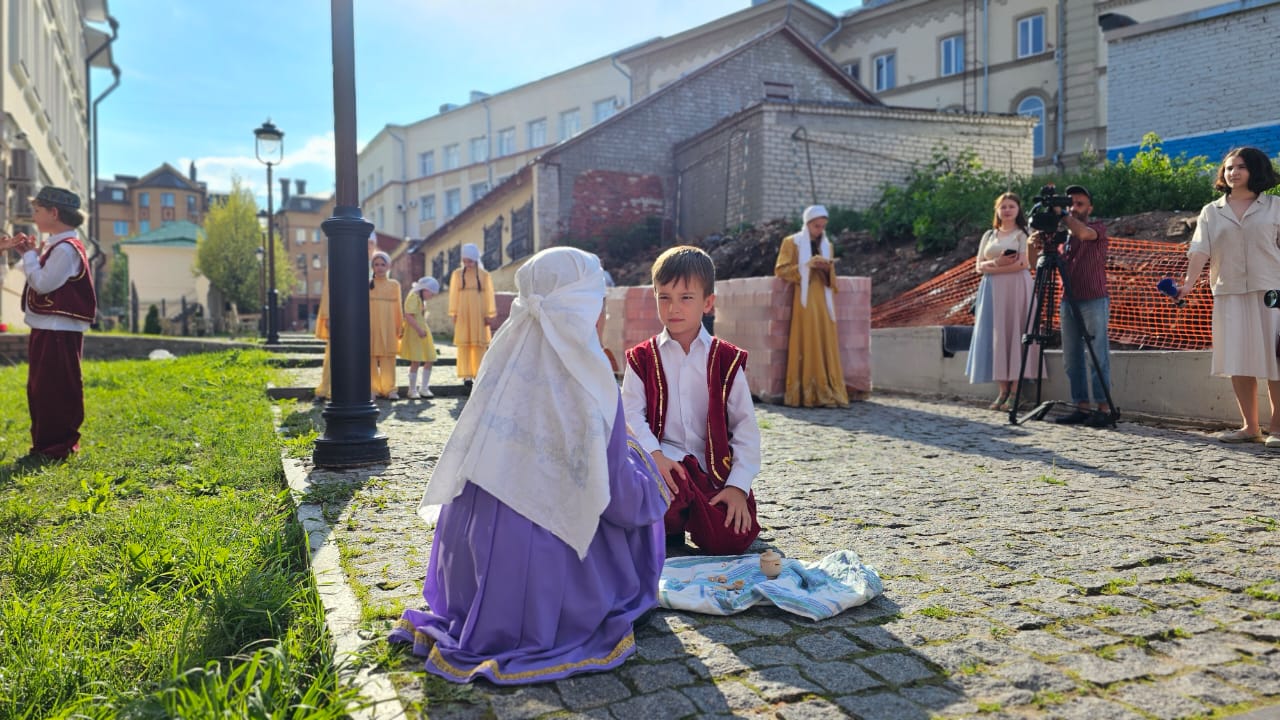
[461,243,481,265]
[793,205,835,320]
[411,276,440,294]
[419,246,616,559]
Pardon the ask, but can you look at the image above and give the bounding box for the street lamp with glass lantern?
[254,118,284,344]
[254,246,265,337]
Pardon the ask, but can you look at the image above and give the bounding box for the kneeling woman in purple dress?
[390,246,670,684]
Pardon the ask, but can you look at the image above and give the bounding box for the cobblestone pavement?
[283,367,1280,720]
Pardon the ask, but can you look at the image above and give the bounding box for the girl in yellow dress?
[401,276,439,399]
[774,205,849,408]
[448,243,496,387]
[370,251,403,399]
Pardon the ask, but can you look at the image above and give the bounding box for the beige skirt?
[1211,291,1280,380]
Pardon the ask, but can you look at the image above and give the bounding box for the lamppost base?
[313,433,390,468]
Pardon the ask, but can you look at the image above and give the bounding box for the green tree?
[143,304,162,334]
[195,178,294,313]
[100,248,129,313]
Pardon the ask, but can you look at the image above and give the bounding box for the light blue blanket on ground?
[658,550,883,620]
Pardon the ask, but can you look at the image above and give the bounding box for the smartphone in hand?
[1002,248,1018,256]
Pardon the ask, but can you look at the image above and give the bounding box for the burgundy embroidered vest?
[22,235,96,322]
[625,335,748,487]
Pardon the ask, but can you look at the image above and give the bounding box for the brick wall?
[675,102,1034,239]
[567,171,666,241]
[601,275,871,404]
[1107,3,1280,156]
[543,30,864,245]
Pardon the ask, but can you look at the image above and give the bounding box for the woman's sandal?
[988,395,1009,411]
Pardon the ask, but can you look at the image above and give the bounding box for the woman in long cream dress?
[369,251,403,399]
[774,205,848,408]
[448,243,496,386]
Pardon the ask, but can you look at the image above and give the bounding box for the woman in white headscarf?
[448,243,496,386]
[391,246,669,684]
[774,205,849,407]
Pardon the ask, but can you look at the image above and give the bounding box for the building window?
[497,128,516,157]
[377,168,383,188]
[842,61,860,82]
[138,192,150,207]
[469,137,488,164]
[593,97,617,124]
[470,182,489,203]
[559,109,580,141]
[312,254,322,269]
[1017,96,1046,158]
[527,118,547,148]
[1018,14,1045,58]
[444,189,462,217]
[186,195,197,214]
[420,194,435,221]
[419,150,435,176]
[161,192,175,207]
[873,52,895,92]
[113,220,128,237]
[110,188,125,202]
[377,207,384,229]
[313,229,322,243]
[763,81,794,101]
[443,144,460,170]
[296,228,307,245]
[139,220,150,234]
[940,34,964,77]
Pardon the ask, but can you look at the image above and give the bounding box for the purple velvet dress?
[390,400,669,684]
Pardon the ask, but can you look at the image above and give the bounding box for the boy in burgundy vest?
[13,186,95,461]
[622,246,762,555]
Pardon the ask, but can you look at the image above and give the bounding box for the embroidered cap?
[31,186,82,211]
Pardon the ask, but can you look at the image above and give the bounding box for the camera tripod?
[1007,230,1119,426]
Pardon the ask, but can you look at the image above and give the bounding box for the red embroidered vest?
[22,235,96,322]
[625,335,748,487]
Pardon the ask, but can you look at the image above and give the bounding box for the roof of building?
[117,220,202,248]
[280,194,333,214]
[134,163,204,192]
[617,0,835,64]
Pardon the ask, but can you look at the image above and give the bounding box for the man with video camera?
[1029,185,1113,426]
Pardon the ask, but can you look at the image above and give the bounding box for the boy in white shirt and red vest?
[622,246,762,555]
[11,186,95,462]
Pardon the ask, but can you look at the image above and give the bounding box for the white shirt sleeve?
[22,243,81,295]
[724,368,761,494]
[621,363,662,455]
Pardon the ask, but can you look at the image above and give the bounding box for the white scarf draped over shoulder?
[419,247,618,560]
[791,227,836,321]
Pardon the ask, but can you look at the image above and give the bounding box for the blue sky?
[96,1,855,207]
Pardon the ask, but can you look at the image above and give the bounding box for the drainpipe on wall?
[982,0,989,112]
[84,15,119,315]
[389,128,407,237]
[1054,0,1066,170]
[818,11,843,49]
[610,55,632,106]
[481,97,493,188]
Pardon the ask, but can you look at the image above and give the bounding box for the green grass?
[1245,580,1280,602]
[0,350,359,719]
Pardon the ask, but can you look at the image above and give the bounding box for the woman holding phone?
[966,192,1042,410]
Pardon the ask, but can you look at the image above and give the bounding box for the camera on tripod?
[1264,290,1280,308]
[1028,184,1072,234]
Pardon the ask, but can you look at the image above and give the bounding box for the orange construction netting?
[870,238,1215,351]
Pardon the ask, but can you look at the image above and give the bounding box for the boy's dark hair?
[651,245,715,296]
[1215,147,1280,195]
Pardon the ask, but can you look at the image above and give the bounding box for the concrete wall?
[601,275,871,404]
[871,326,1247,425]
[122,244,211,318]
[1105,0,1280,161]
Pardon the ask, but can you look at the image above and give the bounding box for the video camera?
[1028,184,1072,234]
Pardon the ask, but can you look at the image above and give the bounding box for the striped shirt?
[1060,220,1108,301]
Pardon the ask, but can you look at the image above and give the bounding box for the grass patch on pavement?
[0,351,358,719]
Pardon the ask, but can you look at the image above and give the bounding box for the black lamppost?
[254,119,284,345]
[313,0,389,467]
[254,245,266,337]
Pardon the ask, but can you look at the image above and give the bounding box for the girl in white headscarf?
[774,205,849,407]
[391,246,669,685]
[401,276,440,398]
[448,243,496,386]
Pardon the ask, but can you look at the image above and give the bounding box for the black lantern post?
[254,119,284,345]
[313,0,389,467]
[297,254,311,331]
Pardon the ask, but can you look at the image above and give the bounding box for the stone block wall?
[1106,2,1280,159]
[601,276,871,404]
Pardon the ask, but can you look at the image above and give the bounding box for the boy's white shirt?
[23,230,89,332]
[621,326,761,494]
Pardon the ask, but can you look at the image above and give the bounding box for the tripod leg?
[1057,277,1118,425]
[1010,259,1055,425]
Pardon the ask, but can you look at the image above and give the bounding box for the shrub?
[144,305,162,335]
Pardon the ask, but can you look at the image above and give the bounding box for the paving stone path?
[283,358,1280,720]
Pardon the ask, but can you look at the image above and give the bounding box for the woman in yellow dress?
[401,276,439,399]
[370,251,404,399]
[315,234,378,400]
[449,243,496,388]
[774,205,849,408]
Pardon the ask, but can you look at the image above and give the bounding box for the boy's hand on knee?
[651,451,684,496]
[710,487,751,534]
